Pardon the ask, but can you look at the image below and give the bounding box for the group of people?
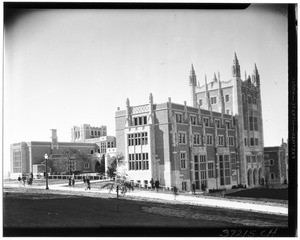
[18,173,33,186]
[68,175,76,187]
[83,176,91,190]
[149,178,160,192]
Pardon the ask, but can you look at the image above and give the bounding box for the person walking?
[155,180,159,192]
[150,178,154,190]
[22,175,26,186]
[173,186,178,200]
[68,177,72,187]
[86,178,91,190]
[18,175,22,187]
[72,177,75,187]
[192,182,196,194]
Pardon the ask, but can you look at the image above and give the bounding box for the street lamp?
[44,154,49,190]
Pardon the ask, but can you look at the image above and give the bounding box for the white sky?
[3,4,288,173]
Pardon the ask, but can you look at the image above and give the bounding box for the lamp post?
[44,154,49,190]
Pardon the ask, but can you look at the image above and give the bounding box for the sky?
[3,4,289,173]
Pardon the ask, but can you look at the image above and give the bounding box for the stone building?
[71,124,107,142]
[115,53,266,191]
[10,128,116,179]
[189,53,265,187]
[264,139,288,184]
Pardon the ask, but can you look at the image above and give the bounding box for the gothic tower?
[189,64,197,108]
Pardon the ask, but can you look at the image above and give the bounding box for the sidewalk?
[4,181,288,216]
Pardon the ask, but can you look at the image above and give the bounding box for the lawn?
[3,187,288,237]
[225,187,288,200]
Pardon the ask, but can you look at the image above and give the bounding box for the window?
[176,113,182,123]
[179,132,186,144]
[107,142,111,148]
[225,94,230,102]
[215,119,221,128]
[84,162,89,169]
[193,134,200,145]
[249,116,253,131]
[270,173,275,180]
[199,99,203,106]
[218,135,224,146]
[190,115,196,125]
[206,134,213,145]
[253,98,257,105]
[180,152,187,169]
[250,138,254,146]
[203,117,210,127]
[244,138,247,146]
[270,159,274,166]
[129,153,149,171]
[133,116,147,126]
[90,150,94,154]
[226,109,231,115]
[257,155,262,163]
[98,131,100,135]
[199,155,207,188]
[246,155,251,163]
[208,162,214,178]
[210,96,217,104]
[225,121,231,129]
[254,117,258,131]
[231,155,236,170]
[252,155,257,163]
[97,149,100,153]
[128,132,148,146]
[255,138,259,146]
[229,136,234,146]
[224,155,231,185]
[91,131,94,135]
[67,161,76,172]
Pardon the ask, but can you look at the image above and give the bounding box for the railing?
[47,175,106,180]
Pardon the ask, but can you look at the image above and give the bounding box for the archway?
[247,169,252,186]
[253,168,258,186]
[258,168,263,184]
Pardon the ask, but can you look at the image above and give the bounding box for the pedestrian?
[192,182,196,194]
[173,186,178,200]
[18,175,22,186]
[72,177,75,186]
[83,176,86,183]
[155,180,159,192]
[150,178,154,190]
[68,177,72,187]
[86,178,91,190]
[22,175,26,186]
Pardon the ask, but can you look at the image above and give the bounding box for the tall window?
[199,155,207,188]
[180,152,187,169]
[215,119,221,128]
[246,155,251,163]
[224,155,231,185]
[252,155,257,163]
[206,134,213,145]
[270,159,274,166]
[190,115,196,125]
[179,133,186,144]
[218,135,224,146]
[199,99,203,106]
[210,96,217,104]
[203,117,210,127]
[84,162,90,169]
[12,150,22,173]
[250,138,254,146]
[208,162,214,178]
[229,136,234,146]
[194,155,199,189]
[249,116,253,131]
[255,138,259,146]
[225,94,230,102]
[175,113,182,123]
[225,121,231,129]
[133,116,147,126]
[219,155,224,186]
[270,173,275,180]
[193,134,200,145]
[231,155,236,170]
[254,117,258,131]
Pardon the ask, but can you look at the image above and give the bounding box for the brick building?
[10,128,116,179]
[115,53,266,191]
[264,139,288,184]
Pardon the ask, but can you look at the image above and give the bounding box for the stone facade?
[115,94,239,191]
[264,139,288,184]
[190,53,265,187]
[10,129,117,179]
[71,124,107,142]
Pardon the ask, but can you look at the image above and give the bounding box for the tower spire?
[213,72,217,82]
[205,74,211,110]
[218,71,224,113]
[232,52,241,78]
[252,63,260,86]
[189,63,197,107]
